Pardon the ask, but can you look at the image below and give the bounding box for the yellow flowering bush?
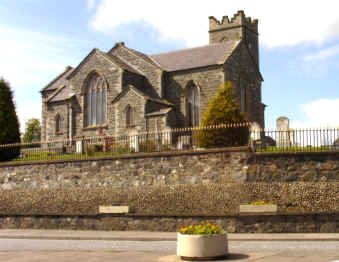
[179,221,224,235]
[250,200,273,205]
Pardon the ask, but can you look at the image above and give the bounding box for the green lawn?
[255,145,336,153]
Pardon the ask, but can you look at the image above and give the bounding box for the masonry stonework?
[0,150,338,191]
[0,214,336,233]
[0,150,337,232]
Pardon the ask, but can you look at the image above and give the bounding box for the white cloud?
[0,26,80,131]
[87,0,96,10]
[291,98,339,128]
[90,0,339,48]
[303,44,339,61]
[16,101,42,133]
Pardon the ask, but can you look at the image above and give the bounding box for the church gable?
[109,43,163,96]
[113,85,148,135]
[67,48,124,96]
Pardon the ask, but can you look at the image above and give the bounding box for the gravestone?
[276,116,291,148]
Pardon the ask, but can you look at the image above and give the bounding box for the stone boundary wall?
[0,214,336,233]
[0,148,250,190]
[247,151,339,182]
[0,183,337,216]
[0,148,338,190]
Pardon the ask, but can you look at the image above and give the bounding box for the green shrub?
[0,79,20,161]
[198,81,249,148]
[86,144,104,156]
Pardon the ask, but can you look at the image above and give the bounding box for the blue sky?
[0,0,338,131]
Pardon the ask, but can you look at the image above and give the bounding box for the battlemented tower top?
[209,10,258,34]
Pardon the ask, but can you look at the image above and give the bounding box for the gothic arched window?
[125,104,134,128]
[55,113,63,134]
[186,83,200,127]
[85,73,107,127]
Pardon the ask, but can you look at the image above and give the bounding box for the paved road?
[0,239,338,261]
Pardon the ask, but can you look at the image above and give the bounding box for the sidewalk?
[0,229,338,241]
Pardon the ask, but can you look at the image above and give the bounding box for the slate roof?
[41,66,74,92]
[100,51,143,75]
[150,40,240,71]
[109,42,162,69]
[47,84,75,103]
[112,85,173,107]
[145,107,172,117]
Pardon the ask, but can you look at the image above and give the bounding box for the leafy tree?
[23,118,41,143]
[0,78,21,161]
[198,81,249,148]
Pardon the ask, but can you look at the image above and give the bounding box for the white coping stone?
[98,206,129,214]
[239,204,277,213]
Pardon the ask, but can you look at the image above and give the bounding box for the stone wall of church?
[224,42,264,127]
[45,101,69,141]
[114,90,147,136]
[164,66,225,127]
[146,116,167,133]
[41,91,65,142]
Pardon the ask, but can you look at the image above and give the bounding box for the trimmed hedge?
[0,183,337,216]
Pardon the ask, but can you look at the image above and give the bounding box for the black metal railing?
[0,124,338,162]
[251,127,339,152]
[0,123,250,162]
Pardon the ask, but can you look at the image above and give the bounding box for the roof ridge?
[110,42,162,69]
[106,52,145,76]
[45,85,66,103]
[124,46,162,68]
[151,41,236,57]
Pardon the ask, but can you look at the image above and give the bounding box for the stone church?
[41,10,265,142]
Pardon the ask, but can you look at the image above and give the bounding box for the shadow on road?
[180,253,249,261]
[226,253,250,260]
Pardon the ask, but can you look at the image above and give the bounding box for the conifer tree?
[198,81,249,148]
[0,79,21,161]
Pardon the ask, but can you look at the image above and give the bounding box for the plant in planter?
[177,221,228,260]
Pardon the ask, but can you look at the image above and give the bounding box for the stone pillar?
[68,103,73,140]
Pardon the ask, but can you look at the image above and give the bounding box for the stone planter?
[177,233,228,260]
[239,204,277,214]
